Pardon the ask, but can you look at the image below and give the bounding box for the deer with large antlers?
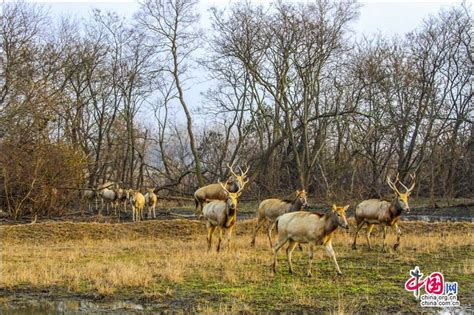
[202,181,245,252]
[194,162,249,218]
[352,173,416,252]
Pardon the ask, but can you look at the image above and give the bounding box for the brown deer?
[250,190,308,248]
[272,205,350,276]
[128,190,145,222]
[352,173,416,252]
[194,162,249,217]
[202,181,245,252]
[144,188,158,219]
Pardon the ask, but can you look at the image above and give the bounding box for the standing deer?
[202,181,245,252]
[144,188,158,219]
[272,205,350,276]
[352,173,416,252]
[250,190,308,248]
[129,190,145,222]
[194,162,249,217]
[115,188,130,213]
[98,188,118,215]
[82,189,97,213]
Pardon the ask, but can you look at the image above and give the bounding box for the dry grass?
[1,219,472,312]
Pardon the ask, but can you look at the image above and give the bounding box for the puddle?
[0,298,151,314]
[402,215,472,222]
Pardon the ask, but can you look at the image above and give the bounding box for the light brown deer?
[194,162,249,217]
[352,173,416,252]
[128,190,145,222]
[202,181,245,252]
[272,205,349,276]
[250,190,308,248]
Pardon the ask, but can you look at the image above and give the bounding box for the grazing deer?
[202,181,245,252]
[250,190,308,248]
[194,162,249,217]
[272,205,349,276]
[129,190,145,222]
[352,173,416,252]
[144,188,158,219]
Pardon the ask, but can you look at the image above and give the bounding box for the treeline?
[0,0,472,219]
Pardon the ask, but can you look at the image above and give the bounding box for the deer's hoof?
[337,271,343,276]
[351,244,357,250]
[306,272,312,278]
[394,243,400,250]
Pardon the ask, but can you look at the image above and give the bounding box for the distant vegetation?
[0,0,471,219]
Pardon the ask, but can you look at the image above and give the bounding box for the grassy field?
[1,218,472,313]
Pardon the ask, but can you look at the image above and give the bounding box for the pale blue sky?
[37,0,464,36]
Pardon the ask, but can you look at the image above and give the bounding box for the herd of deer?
[82,184,158,222]
[81,163,416,276]
[194,163,416,276]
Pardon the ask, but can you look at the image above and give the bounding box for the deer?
[144,188,158,219]
[82,189,98,213]
[194,162,249,218]
[250,190,308,248]
[97,182,119,214]
[352,173,416,252]
[128,190,145,222]
[202,181,245,252]
[98,187,119,215]
[115,188,130,213]
[272,205,350,277]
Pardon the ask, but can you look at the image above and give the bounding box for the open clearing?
[1,218,472,313]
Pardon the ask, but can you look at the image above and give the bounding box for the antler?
[238,164,250,178]
[386,173,402,195]
[227,161,238,178]
[219,180,230,194]
[398,173,416,193]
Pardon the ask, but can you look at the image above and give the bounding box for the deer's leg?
[393,223,401,250]
[207,224,216,251]
[153,205,156,218]
[226,225,234,251]
[366,224,374,250]
[251,216,266,247]
[217,228,223,252]
[267,222,276,249]
[325,242,342,275]
[286,240,298,274]
[382,225,388,252]
[272,237,289,273]
[352,220,365,249]
[306,244,314,277]
[117,202,120,222]
[132,206,136,222]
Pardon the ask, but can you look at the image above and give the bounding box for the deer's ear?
[344,205,350,211]
[332,204,337,212]
[296,190,300,195]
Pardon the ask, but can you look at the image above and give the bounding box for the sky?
[30,0,465,37]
